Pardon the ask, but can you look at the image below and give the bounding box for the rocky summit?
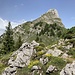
[33,9,64,27]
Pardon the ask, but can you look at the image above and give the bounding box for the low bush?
[46,56,67,70]
[34,46,44,51]
[67,48,75,58]
[28,60,39,69]
[37,51,45,56]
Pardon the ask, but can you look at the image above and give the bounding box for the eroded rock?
[2,41,39,75]
[46,65,56,74]
[60,61,75,75]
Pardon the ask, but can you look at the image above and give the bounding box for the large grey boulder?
[2,41,39,75]
[8,40,39,68]
[60,61,75,75]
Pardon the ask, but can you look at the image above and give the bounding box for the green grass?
[0,52,13,74]
[46,56,67,70]
[67,48,75,58]
[0,63,7,74]
[16,67,30,75]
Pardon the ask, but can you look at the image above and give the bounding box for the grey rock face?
[31,66,43,75]
[60,61,75,75]
[61,53,68,58]
[46,65,56,74]
[33,9,64,27]
[2,40,39,75]
[31,66,41,71]
[46,47,63,57]
[2,67,16,75]
[40,57,48,65]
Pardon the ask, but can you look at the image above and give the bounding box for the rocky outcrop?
[2,41,39,75]
[2,67,16,75]
[60,61,75,75]
[46,47,63,57]
[46,65,57,74]
[31,66,41,71]
[33,9,64,27]
[31,66,43,75]
[40,57,48,65]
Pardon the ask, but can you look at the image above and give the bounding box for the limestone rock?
[60,61,75,75]
[31,66,41,71]
[40,57,48,65]
[61,53,68,58]
[2,41,39,75]
[2,67,16,75]
[46,47,63,57]
[46,65,56,74]
[33,9,64,27]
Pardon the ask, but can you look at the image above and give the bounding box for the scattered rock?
[46,65,56,74]
[63,44,73,50]
[31,66,41,71]
[61,53,68,58]
[40,57,48,65]
[58,39,65,46]
[46,47,63,57]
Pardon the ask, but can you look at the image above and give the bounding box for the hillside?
[0,9,75,75]
[0,9,65,46]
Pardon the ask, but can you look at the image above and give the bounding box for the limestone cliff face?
[33,9,64,27]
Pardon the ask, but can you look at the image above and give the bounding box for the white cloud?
[0,18,27,35]
[0,18,8,29]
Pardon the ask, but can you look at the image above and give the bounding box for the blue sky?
[0,0,75,33]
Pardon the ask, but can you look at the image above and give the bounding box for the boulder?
[40,57,48,65]
[46,65,56,74]
[31,66,41,71]
[60,61,75,75]
[2,41,39,75]
[61,53,68,58]
[46,47,63,57]
[2,67,16,75]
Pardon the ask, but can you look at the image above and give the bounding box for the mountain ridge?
[32,9,64,27]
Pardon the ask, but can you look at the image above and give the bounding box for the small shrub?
[16,67,30,75]
[45,54,52,57]
[28,60,39,69]
[39,43,45,47]
[34,46,44,51]
[67,48,75,58]
[46,56,67,70]
[37,51,45,56]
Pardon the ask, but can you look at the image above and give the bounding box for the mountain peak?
[33,9,64,27]
[47,9,59,18]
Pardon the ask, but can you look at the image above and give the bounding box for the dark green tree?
[3,22,14,54]
[16,36,22,49]
[50,29,55,36]
[35,36,39,42]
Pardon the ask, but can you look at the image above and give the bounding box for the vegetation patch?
[46,56,67,70]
